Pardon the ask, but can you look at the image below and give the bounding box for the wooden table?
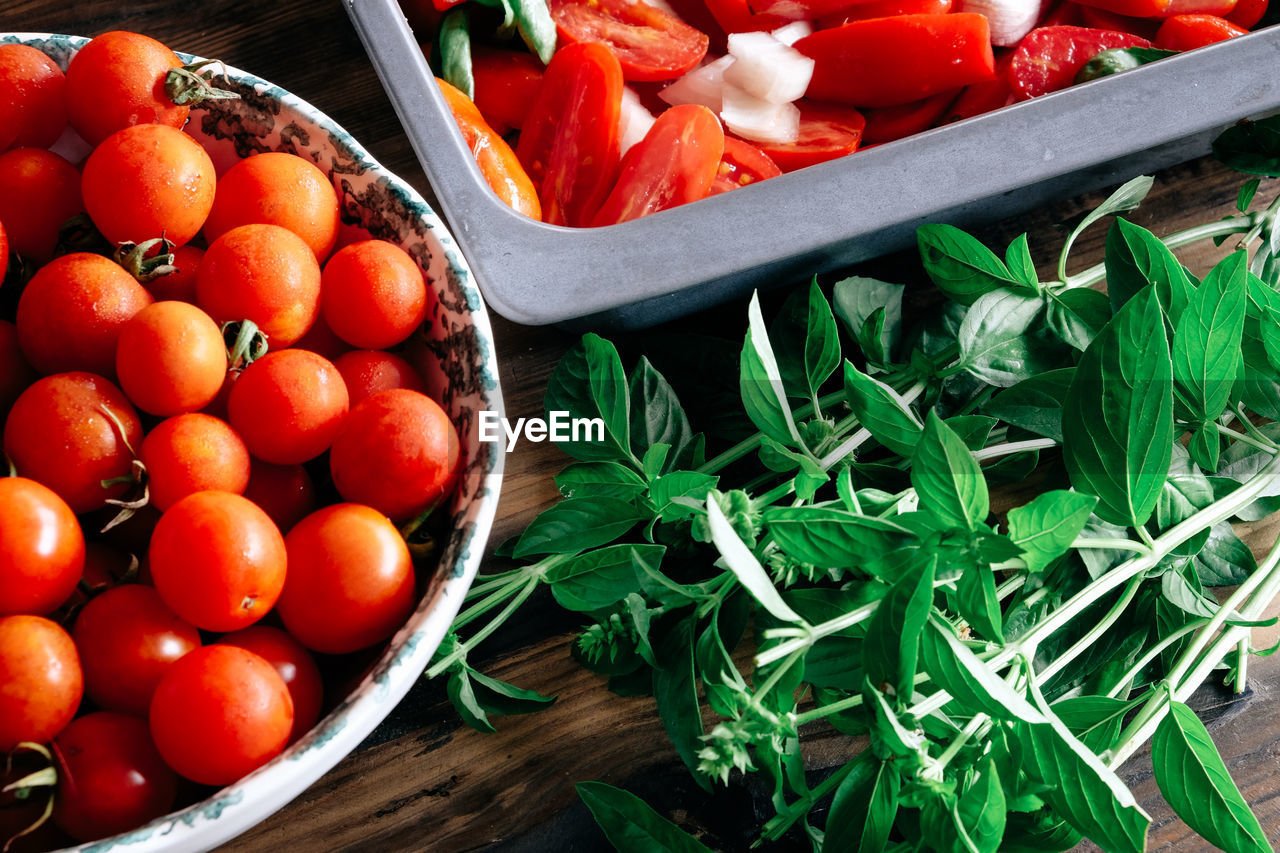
[10,1,1280,850]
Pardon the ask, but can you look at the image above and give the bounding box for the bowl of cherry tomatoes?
[0,31,503,853]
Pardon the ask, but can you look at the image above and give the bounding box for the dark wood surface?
[9,1,1280,850]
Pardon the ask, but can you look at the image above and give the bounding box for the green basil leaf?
[1075,47,1176,83]
[576,781,713,853]
[801,278,841,398]
[983,368,1074,442]
[764,506,914,576]
[917,223,1022,305]
[833,275,904,361]
[514,496,643,558]
[825,755,900,853]
[865,678,927,758]
[1050,695,1135,754]
[706,494,803,624]
[1152,701,1272,853]
[1194,523,1257,586]
[652,618,709,788]
[437,8,474,99]
[958,759,1007,853]
[1105,217,1194,322]
[1002,808,1083,853]
[1173,250,1248,424]
[1239,177,1261,212]
[545,544,663,612]
[741,292,802,447]
[1062,176,1153,278]
[651,471,719,522]
[957,288,1048,387]
[510,0,556,64]
[447,667,495,733]
[843,361,923,456]
[863,557,936,702]
[1047,287,1111,351]
[1007,490,1098,573]
[1063,286,1174,528]
[912,411,989,530]
[956,564,1002,641]
[921,619,1046,722]
[629,356,693,472]
[1190,421,1222,472]
[545,333,633,463]
[1005,233,1039,288]
[1213,115,1280,177]
[469,669,557,715]
[556,461,648,500]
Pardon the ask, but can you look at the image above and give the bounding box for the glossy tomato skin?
[0,44,67,151]
[816,0,952,27]
[1009,26,1152,99]
[221,625,323,743]
[64,31,187,146]
[1227,0,1268,27]
[550,0,709,81]
[277,503,417,655]
[330,389,461,521]
[862,89,959,145]
[52,712,178,843]
[0,148,84,264]
[227,349,350,465]
[82,123,217,248]
[149,491,287,632]
[138,412,251,512]
[241,462,317,533]
[144,244,203,304]
[116,301,227,416]
[756,100,866,171]
[4,372,144,514]
[436,78,542,220]
[0,614,83,751]
[471,46,546,134]
[321,240,428,349]
[1154,13,1247,47]
[149,645,293,786]
[709,136,782,195]
[0,478,84,617]
[334,349,428,405]
[202,152,341,262]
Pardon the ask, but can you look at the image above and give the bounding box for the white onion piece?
[617,87,656,155]
[771,20,813,46]
[723,31,814,104]
[720,83,800,144]
[658,54,736,113]
[959,0,1039,46]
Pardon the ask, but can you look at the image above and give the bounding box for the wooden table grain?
[10,1,1280,849]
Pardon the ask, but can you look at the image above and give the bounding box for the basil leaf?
[764,506,914,576]
[983,368,1073,442]
[1002,808,1083,853]
[629,357,693,472]
[912,411,989,531]
[651,471,719,522]
[918,223,1022,305]
[843,361,923,456]
[825,755,899,853]
[469,669,557,715]
[863,557,935,702]
[1194,523,1257,586]
[833,275,904,361]
[957,288,1048,387]
[1173,250,1248,424]
[446,667,495,733]
[1006,490,1098,573]
[920,619,1046,723]
[576,781,713,853]
[1105,217,1195,322]
[1152,701,1272,853]
[1063,286,1174,528]
[796,278,841,399]
[510,0,556,64]
[437,8,474,99]
[1047,287,1111,351]
[1075,47,1176,83]
[514,496,643,558]
[1062,176,1153,278]
[545,544,662,612]
[545,333,633,464]
[1051,695,1135,753]
[1005,233,1039,289]
[652,617,709,788]
[556,461,648,500]
[1213,115,1280,177]
[956,564,1002,642]
[957,759,1007,853]
[1239,178,1261,212]
[705,494,802,624]
[741,293,802,448]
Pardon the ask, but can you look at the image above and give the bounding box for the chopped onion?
[617,87,656,155]
[658,54,736,113]
[720,82,800,144]
[959,0,1039,46]
[723,31,814,104]
[771,20,813,46]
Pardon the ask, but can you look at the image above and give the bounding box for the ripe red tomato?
[321,240,429,349]
[0,217,7,280]
[710,136,782,195]
[816,0,952,27]
[862,90,959,145]
[196,224,323,347]
[0,477,83,617]
[0,614,83,751]
[1009,27,1152,99]
[52,712,178,843]
[64,31,188,146]
[471,46,546,135]
[149,645,293,785]
[0,319,36,416]
[330,388,460,521]
[0,147,84,264]
[277,503,417,655]
[334,349,428,404]
[116,301,227,416]
[228,349,350,464]
[1154,13,1247,48]
[72,584,201,716]
[202,152,342,262]
[4,372,144,514]
[436,78,542,220]
[144,243,203,303]
[0,44,67,151]
[550,0,710,82]
[221,625,324,743]
[138,413,251,512]
[82,123,217,248]
[1226,0,1268,27]
[755,100,867,172]
[241,462,317,533]
[149,491,287,632]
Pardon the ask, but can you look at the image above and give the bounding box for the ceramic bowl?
[0,33,504,853]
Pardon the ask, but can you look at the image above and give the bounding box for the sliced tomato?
[517,43,624,227]
[471,46,545,135]
[1226,0,1267,28]
[796,14,996,108]
[1078,4,1162,36]
[549,0,709,82]
[944,52,1014,122]
[755,100,865,171]
[436,78,542,220]
[710,136,782,194]
[1159,0,1237,15]
[1009,26,1152,99]
[590,103,724,225]
[1039,0,1087,25]
[861,89,959,144]
[701,0,794,37]
[1155,13,1247,46]
[815,0,953,28]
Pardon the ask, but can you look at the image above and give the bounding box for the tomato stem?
[114,236,177,283]
[165,59,240,106]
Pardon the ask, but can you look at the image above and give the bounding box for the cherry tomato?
[202,152,341,262]
[115,301,226,417]
[0,44,67,151]
[196,223,322,347]
[334,349,428,404]
[241,462,317,533]
[72,584,201,715]
[709,136,782,195]
[1227,0,1268,27]
[221,625,323,743]
[321,240,428,349]
[1160,0,1237,14]
[277,504,417,655]
[1009,26,1152,99]
[517,42,624,227]
[0,478,84,617]
[755,100,866,172]
[797,14,996,108]
[471,46,545,135]
[701,0,791,42]
[590,103,725,226]
[292,312,352,362]
[437,78,542,220]
[549,0,709,81]
[64,31,188,146]
[0,614,82,751]
[82,123,217,248]
[0,217,7,280]
[330,389,461,521]
[1040,0,1088,25]
[227,349,350,465]
[52,712,178,843]
[0,319,36,416]
[139,243,202,303]
[4,372,144,514]
[138,413,251,512]
[149,491,287,632]
[0,147,83,264]
[1155,13,1248,47]
[862,89,960,145]
[149,645,293,786]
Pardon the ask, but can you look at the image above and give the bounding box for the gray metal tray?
[345,0,1280,328]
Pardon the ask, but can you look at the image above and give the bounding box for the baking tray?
[346,0,1280,329]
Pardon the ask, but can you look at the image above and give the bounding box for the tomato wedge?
[796,14,996,108]
[816,0,953,28]
[436,78,541,220]
[471,46,545,135]
[1160,0,1237,15]
[710,136,782,195]
[755,100,866,171]
[590,104,724,225]
[517,43,624,228]
[944,53,1014,122]
[862,89,959,145]
[1009,26,1152,99]
[549,0,709,82]
[1226,0,1268,28]
[1155,13,1247,47]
